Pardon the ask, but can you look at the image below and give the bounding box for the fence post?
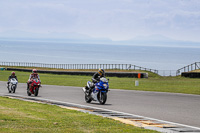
[191,64,193,71]
[195,62,197,70]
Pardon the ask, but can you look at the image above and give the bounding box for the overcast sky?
[0,0,200,41]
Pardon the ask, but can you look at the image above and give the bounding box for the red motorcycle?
[27,78,41,96]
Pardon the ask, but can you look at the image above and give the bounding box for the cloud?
[0,0,200,41]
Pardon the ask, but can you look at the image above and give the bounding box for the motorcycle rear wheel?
[97,92,107,105]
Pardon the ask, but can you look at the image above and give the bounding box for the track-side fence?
[0,61,158,74]
[176,62,200,75]
[4,61,199,76]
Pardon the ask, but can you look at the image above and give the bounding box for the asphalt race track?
[0,81,200,128]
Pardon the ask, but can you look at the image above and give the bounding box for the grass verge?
[0,70,200,95]
[0,97,157,133]
[192,69,200,72]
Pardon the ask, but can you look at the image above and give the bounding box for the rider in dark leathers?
[7,72,18,89]
[86,68,105,92]
[92,69,105,82]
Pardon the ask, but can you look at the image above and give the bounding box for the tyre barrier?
[0,67,5,71]
[181,72,200,78]
[6,68,148,78]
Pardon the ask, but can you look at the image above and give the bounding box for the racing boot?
[82,86,88,93]
[88,86,94,95]
[84,86,91,96]
[27,83,29,90]
[7,82,9,89]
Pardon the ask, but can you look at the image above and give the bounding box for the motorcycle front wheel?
[12,85,16,93]
[97,91,107,105]
[34,88,39,96]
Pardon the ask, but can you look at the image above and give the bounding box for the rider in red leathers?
[27,69,41,90]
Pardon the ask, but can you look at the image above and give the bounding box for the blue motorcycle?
[82,77,109,105]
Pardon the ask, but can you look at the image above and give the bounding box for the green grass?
[0,97,157,133]
[1,70,200,95]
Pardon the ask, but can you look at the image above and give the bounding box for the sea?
[0,40,200,76]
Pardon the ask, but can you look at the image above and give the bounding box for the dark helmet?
[11,71,15,76]
[32,69,37,73]
[98,68,105,76]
